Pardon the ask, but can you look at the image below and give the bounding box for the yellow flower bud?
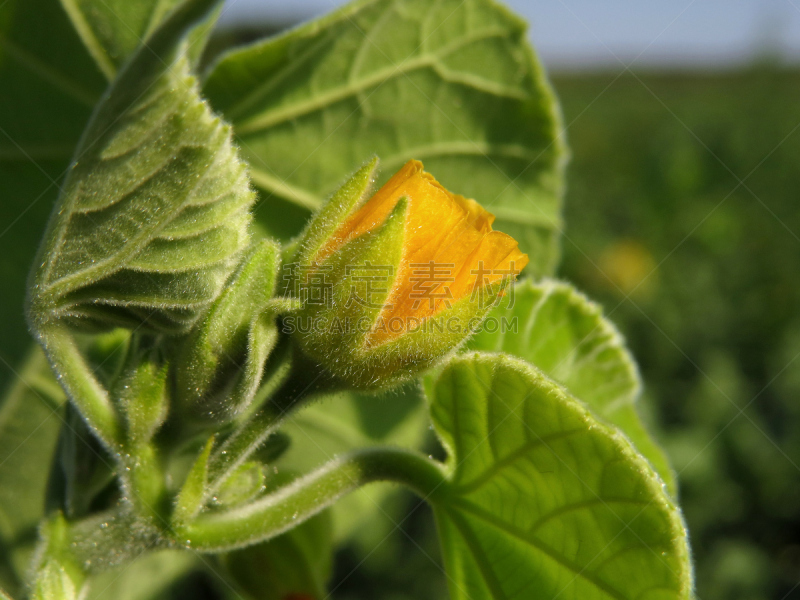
[285,159,528,389]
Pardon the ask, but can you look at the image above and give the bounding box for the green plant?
[0,0,693,598]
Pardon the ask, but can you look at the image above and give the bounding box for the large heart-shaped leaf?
[470,280,676,494]
[28,0,254,333]
[426,353,692,600]
[203,0,566,277]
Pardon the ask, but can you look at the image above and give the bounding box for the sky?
[218,0,800,69]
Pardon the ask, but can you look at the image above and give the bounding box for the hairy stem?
[35,324,121,450]
[177,448,448,551]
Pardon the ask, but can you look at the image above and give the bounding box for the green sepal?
[212,461,265,509]
[356,278,508,387]
[175,240,282,420]
[289,198,408,389]
[288,192,514,390]
[286,157,379,274]
[173,436,214,526]
[224,298,300,418]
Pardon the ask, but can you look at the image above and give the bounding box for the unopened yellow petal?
[319,160,528,343]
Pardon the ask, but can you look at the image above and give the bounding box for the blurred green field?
[557,67,800,600]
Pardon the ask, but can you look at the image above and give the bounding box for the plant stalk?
[35,324,121,451]
[177,447,448,551]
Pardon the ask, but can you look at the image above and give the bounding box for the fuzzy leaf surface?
[204,0,565,276]
[0,0,219,379]
[470,280,676,493]
[28,0,254,333]
[426,353,692,600]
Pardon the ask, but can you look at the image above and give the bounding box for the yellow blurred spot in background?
[597,239,658,298]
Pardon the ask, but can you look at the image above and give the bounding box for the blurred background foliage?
[557,66,800,600]
[1,11,799,599]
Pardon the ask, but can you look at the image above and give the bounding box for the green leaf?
[58,0,193,80]
[278,384,429,544]
[0,0,219,385]
[0,348,66,595]
[470,279,677,494]
[28,0,254,334]
[0,0,107,387]
[426,353,692,600]
[221,510,332,600]
[203,0,566,276]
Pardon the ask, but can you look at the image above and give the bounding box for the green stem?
[176,448,448,551]
[205,350,328,494]
[123,443,167,521]
[36,324,121,450]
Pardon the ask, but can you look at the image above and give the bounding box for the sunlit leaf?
[426,353,692,599]
[0,0,218,383]
[59,0,218,81]
[470,279,676,493]
[204,0,565,276]
[59,0,181,79]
